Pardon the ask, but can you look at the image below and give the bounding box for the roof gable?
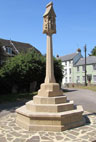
[0,38,40,54]
[75,56,96,66]
[59,53,78,62]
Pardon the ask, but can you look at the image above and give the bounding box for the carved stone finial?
[43,2,56,34]
[46,2,53,8]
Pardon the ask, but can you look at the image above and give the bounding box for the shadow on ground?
[0,92,37,113]
[84,115,91,124]
[62,88,77,93]
[0,101,27,113]
[83,112,96,125]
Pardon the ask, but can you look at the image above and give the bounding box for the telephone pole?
[84,45,87,86]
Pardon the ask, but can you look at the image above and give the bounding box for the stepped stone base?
[16,105,85,132]
[16,83,85,131]
[26,100,74,113]
[33,95,67,104]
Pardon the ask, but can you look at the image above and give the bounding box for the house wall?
[61,52,82,86]
[73,64,96,84]
[62,60,73,85]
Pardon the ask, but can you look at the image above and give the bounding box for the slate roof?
[0,38,40,54]
[58,53,78,62]
[75,56,96,66]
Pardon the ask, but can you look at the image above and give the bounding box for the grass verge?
[74,85,96,92]
[0,92,37,104]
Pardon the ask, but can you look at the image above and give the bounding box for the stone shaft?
[45,34,56,83]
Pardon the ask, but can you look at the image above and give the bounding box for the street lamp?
[84,44,87,86]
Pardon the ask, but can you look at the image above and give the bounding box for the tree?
[91,46,96,56]
[0,50,63,94]
[0,42,3,66]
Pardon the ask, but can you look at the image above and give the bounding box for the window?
[93,75,96,82]
[65,77,67,83]
[82,76,85,82]
[69,77,71,83]
[93,64,96,70]
[82,65,85,72]
[77,76,80,83]
[6,47,12,54]
[65,61,67,66]
[69,68,71,74]
[77,66,79,72]
[87,75,92,82]
[69,60,71,65]
[65,69,67,74]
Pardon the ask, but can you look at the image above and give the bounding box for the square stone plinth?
[38,83,63,97]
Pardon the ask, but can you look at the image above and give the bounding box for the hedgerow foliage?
[91,46,96,56]
[0,50,63,94]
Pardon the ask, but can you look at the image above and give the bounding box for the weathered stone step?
[16,105,85,132]
[26,100,74,113]
[16,105,83,118]
[33,95,67,104]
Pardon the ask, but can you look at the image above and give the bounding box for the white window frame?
[77,66,80,72]
[69,60,71,65]
[65,61,67,66]
[69,68,71,74]
[82,76,85,82]
[93,64,96,70]
[82,65,85,72]
[6,47,12,54]
[93,75,96,82]
[65,69,67,74]
[69,77,71,83]
[65,77,67,83]
[77,76,80,83]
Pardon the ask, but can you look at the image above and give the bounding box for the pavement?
[0,88,96,142]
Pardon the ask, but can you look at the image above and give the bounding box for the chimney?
[77,48,81,53]
[56,54,59,58]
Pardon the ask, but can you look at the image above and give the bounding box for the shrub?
[0,50,63,94]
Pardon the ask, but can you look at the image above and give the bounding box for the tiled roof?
[0,38,40,54]
[75,56,96,66]
[58,53,78,61]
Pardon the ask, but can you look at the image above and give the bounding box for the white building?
[58,49,82,86]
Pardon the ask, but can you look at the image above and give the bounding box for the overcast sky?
[0,0,96,57]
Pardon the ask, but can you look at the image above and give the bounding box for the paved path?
[63,88,96,113]
[0,112,96,142]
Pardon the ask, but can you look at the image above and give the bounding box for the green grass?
[74,85,96,92]
[0,92,37,104]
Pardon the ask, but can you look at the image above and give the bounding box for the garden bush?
[0,50,63,94]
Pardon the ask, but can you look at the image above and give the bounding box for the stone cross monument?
[16,2,85,132]
[37,2,63,98]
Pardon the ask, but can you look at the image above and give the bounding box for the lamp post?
[84,44,87,86]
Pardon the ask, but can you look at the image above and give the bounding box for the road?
[64,88,96,113]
